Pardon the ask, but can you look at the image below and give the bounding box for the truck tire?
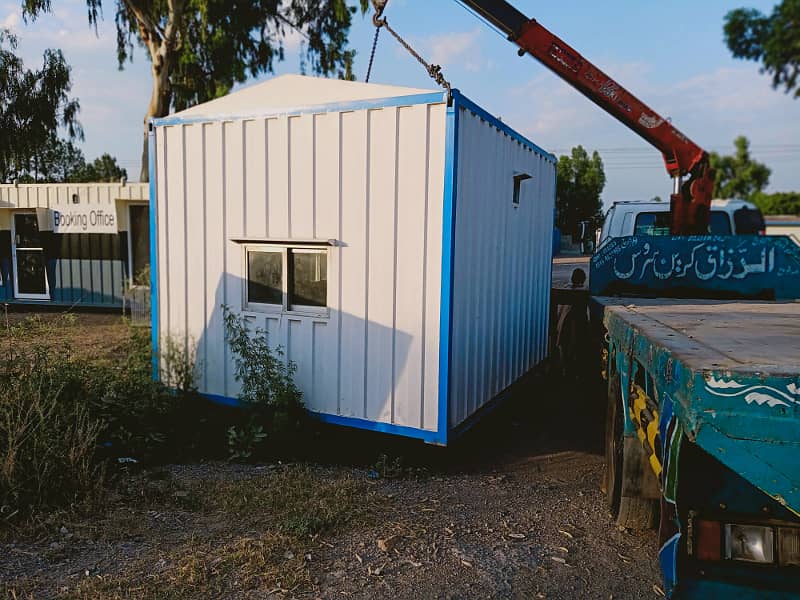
[604,371,658,529]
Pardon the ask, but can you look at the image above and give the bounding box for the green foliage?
[752,191,800,215]
[22,0,370,179]
[222,306,305,460]
[709,136,771,200]
[11,134,127,183]
[0,29,82,182]
[371,453,404,479]
[556,145,606,238]
[724,0,800,97]
[0,346,103,516]
[0,316,200,519]
[227,420,267,461]
[72,153,128,183]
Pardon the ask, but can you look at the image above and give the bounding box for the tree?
[23,1,369,182]
[74,153,127,182]
[752,191,800,215]
[12,134,127,183]
[709,136,771,200]
[556,145,606,239]
[0,29,82,182]
[724,1,800,97]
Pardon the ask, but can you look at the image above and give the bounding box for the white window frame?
[12,211,50,301]
[242,244,329,318]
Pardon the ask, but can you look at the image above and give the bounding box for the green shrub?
[222,306,305,460]
[0,347,103,517]
[0,316,202,520]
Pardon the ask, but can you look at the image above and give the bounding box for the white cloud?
[392,28,489,74]
[427,29,484,71]
[1,11,19,30]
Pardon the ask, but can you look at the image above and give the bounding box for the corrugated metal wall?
[155,102,448,432]
[449,104,555,428]
[0,183,148,211]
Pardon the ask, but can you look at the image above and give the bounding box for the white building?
[151,75,555,444]
[0,182,149,306]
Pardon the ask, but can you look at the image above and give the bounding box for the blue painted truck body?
[590,235,800,598]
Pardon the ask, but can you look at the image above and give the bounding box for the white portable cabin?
[151,74,555,445]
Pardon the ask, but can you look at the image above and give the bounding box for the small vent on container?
[512,173,532,208]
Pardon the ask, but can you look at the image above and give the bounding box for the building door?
[12,212,49,300]
[128,204,150,285]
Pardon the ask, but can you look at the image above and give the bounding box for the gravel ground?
[1,369,662,599]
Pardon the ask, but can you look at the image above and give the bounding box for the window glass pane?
[15,214,42,248]
[708,211,732,235]
[634,212,671,236]
[290,250,327,308]
[247,251,282,305]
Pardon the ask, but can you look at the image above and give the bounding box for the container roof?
[167,74,440,120]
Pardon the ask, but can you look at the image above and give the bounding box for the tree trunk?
[139,57,172,183]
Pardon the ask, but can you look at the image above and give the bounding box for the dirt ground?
[1,313,662,599]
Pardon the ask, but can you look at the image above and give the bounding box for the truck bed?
[595,298,800,376]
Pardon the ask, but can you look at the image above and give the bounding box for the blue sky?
[3,0,799,206]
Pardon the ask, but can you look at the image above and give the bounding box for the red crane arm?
[453,0,715,235]
[514,20,705,178]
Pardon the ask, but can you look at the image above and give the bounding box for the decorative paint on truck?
[591,234,800,299]
[602,298,800,598]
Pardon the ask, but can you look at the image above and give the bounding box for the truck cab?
[599,199,766,249]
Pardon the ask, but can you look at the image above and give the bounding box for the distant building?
[0,183,149,307]
[766,215,800,246]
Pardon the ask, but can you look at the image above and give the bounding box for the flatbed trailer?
[591,236,800,598]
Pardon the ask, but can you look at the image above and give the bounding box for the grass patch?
[42,464,387,599]
[200,464,380,536]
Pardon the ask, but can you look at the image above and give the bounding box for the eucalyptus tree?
[22,0,369,181]
[0,29,82,182]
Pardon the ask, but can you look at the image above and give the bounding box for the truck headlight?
[724,524,774,564]
[779,527,800,567]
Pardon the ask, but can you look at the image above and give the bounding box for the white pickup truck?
[598,199,765,249]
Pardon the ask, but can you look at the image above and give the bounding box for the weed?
[226,419,267,461]
[201,464,379,537]
[0,315,200,522]
[372,453,406,479]
[222,306,305,460]
[0,346,104,517]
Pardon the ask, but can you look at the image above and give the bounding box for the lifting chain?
[365,0,452,96]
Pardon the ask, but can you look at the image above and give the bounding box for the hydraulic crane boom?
[451,0,715,236]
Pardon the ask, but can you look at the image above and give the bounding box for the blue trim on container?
[198,392,443,443]
[151,92,448,128]
[148,126,159,381]
[200,392,242,408]
[436,94,461,446]
[311,412,443,445]
[451,90,557,164]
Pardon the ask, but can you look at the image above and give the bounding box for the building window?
[289,249,327,309]
[244,246,328,313]
[247,250,283,305]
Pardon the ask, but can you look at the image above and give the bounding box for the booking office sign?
[36,205,119,234]
[590,235,800,300]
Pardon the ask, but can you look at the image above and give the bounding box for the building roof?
[165,74,440,121]
[765,215,800,225]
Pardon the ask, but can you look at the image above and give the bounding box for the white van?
[597,198,765,248]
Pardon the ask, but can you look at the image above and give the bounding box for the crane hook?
[371,0,388,27]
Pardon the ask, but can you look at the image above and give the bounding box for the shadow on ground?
[304,367,608,477]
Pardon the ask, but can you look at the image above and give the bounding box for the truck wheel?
[604,372,658,529]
